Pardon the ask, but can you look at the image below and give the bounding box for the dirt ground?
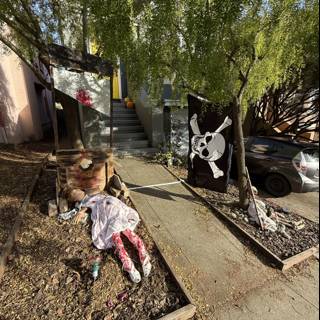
[0,144,188,320]
[170,165,319,260]
[259,190,319,223]
[0,144,46,246]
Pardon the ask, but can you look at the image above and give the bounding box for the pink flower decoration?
[76,89,93,107]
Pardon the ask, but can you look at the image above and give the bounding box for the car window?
[302,148,319,162]
[248,138,277,154]
[273,142,301,158]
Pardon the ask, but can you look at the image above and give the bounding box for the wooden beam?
[47,43,113,77]
[162,165,319,271]
[246,166,264,230]
[110,75,114,148]
[125,189,195,305]
[49,67,59,151]
[282,245,319,271]
[114,168,196,320]
[158,304,196,320]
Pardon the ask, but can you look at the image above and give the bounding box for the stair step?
[113,108,136,114]
[112,126,145,133]
[112,102,126,107]
[106,132,147,142]
[114,148,159,158]
[114,140,149,149]
[113,119,141,126]
[113,113,138,119]
[115,132,147,140]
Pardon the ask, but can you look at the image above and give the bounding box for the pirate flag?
[187,94,233,193]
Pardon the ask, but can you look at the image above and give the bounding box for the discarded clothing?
[57,198,85,221]
[82,194,140,250]
[248,199,277,232]
[58,207,79,220]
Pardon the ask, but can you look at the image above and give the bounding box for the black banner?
[187,94,233,193]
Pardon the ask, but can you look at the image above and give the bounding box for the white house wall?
[53,68,110,116]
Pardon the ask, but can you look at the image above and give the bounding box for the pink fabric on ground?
[112,232,133,272]
[122,229,148,264]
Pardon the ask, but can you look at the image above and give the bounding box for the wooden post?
[49,66,59,151]
[78,103,85,147]
[110,74,114,148]
[245,167,264,230]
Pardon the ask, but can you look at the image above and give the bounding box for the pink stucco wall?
[0,48,51,144]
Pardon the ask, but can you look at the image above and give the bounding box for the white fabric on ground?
[82,194,140,249]
[248,199,277,232]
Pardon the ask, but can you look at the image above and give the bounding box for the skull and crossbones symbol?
[190,113,232,179]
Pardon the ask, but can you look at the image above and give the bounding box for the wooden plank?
[56,148,112,155]
[110,76,114,147]
[0,157,47,279]
[162,166,319,270]
[49,67,59,151]
[114,169,196,309]
[245,167,264,230]
[158,304,196,320]
[282,245,319,271]
[48,43,113,77]
[127,191,195,305]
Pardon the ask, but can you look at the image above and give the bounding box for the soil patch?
[169,165,319,260]
[0,143,47,246]
[0,145,188,320]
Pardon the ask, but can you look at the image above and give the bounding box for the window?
[248,138,277,154]
[302,148,319,162]
[272,142,300,159]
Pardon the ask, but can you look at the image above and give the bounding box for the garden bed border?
[115,169,196,320]
[163,165,319,271]
[0,156,48,279]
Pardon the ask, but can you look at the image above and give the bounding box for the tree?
[1,1,318,207]
[249,86,319,139]
[0,1,84,85]
[98,0,317,208]
[0,0,86,149]
[0,0,118,149]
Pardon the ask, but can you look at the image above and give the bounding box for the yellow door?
[112,70,120,99]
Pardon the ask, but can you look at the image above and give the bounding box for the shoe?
[142,256,152,277]
[128,265,141,283]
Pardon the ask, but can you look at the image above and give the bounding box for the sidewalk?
[116,157,319,320]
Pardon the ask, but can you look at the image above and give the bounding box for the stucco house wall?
[0,46,51,144]
[130,79,181,148]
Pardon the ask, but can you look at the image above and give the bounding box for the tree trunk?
[82,2,88,54]
[233,96,249,209]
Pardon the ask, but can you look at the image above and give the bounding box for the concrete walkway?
[115,157,319,320]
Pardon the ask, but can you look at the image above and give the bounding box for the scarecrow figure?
[189,113,232,179]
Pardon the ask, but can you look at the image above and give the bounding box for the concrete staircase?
[110,101,158,157]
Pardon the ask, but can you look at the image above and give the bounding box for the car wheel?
[264,173,291,197]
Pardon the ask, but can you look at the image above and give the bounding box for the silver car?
[243,136,319,197]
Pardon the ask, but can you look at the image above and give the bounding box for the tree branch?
[0,35,50,89]
[18,0,42,36]
[0,14,44,52]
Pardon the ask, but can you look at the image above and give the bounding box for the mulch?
[0,143,189,320]
[0,144,45,247]
[170,165,319,261]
